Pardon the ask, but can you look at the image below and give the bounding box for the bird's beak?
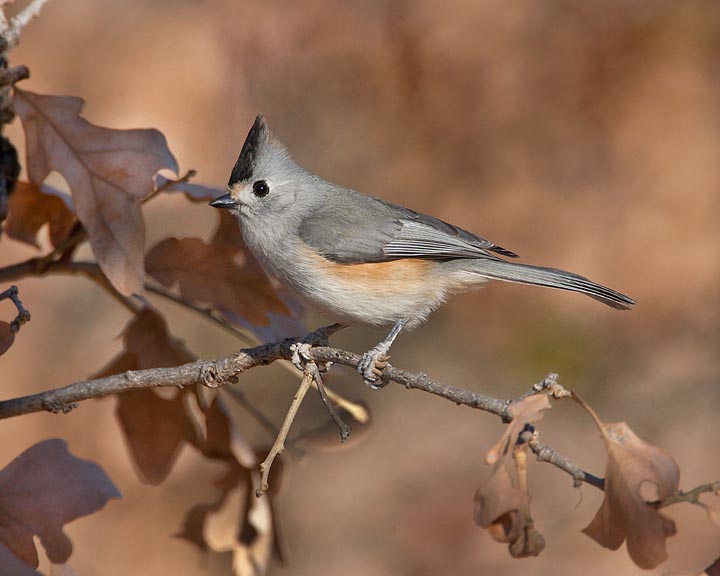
[208,193,237,209]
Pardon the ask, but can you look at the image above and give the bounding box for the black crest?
[228,115,267,186]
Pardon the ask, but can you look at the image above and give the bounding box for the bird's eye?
[252,180,270,197]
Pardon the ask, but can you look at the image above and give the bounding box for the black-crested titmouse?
[210,116,634,386]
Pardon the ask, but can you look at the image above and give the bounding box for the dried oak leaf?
[179,466,275,576]
[146,211,293,328]
[485,394,551,465]
[0,439,120,568]
[5,181,75,248]
[93,308,199,485]
[0,321,14,356]
[13,88,178,296]
[583,422,680,570]
[474,394,550,547]
[475,464,528,543]
[196,395,257,468]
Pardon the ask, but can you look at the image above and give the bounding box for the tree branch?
[0,323,716,505]
[0,323,596,490]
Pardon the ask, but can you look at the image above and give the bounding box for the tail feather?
[469,260,635,310]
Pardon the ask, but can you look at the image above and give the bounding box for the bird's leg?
[358,319,406,389]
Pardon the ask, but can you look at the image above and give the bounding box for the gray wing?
[298,189,517,264]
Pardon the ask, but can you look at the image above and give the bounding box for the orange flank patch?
[332,258,433,282]
[315,252,436,294]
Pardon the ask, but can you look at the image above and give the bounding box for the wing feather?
[298,190,516,264]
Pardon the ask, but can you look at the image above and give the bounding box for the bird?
[210,115,634,387]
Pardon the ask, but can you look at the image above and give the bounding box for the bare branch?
[257,368,314,496]
[308,346,512,419]
[0,323,591,491]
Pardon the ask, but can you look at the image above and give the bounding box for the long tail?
[468,259,635,310]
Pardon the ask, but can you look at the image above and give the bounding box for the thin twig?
[651,481,720,509]
[143,168,196,205]
[1,0,52,48]
[257,369,314,496]
[0,285,30,332]
[526,429,605,490]
[308,360,351,442]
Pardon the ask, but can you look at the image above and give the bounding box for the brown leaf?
[0,439,120,567]
[486,394,551,464]
[474,464,527,542]
[5,182,75,248]
[93,308,199,484]
[0,321,15,356]
[474,394,550,554]
[509,524,546,558]
[177,404,282,572]
[146,211,296,329]
[198,395,257,468]
[123,307,195,368]
[583,422,680,570]
[176,465,245,551]
[0,541,41,576]
[203,471,275,576]
[115,389,198,485]
[13,89,178,295]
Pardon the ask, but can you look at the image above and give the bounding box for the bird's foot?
[358,348,390,390]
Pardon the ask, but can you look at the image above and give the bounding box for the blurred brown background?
[2,0,719,574]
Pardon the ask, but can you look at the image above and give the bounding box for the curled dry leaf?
[5,182,75,248]
[178,399,284,574]
[93,308,200,484]
[509,523,546,559]
[0,321,15,356]
[474,394,550,553]
[13,88,179,295]
[583,422,680,570]
[0,439,120,567]
[178,466,276,576]
[485,394,551,465]
[475,464,527,543]
[146,211,297,330]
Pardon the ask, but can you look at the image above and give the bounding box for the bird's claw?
[358,349,390,389]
